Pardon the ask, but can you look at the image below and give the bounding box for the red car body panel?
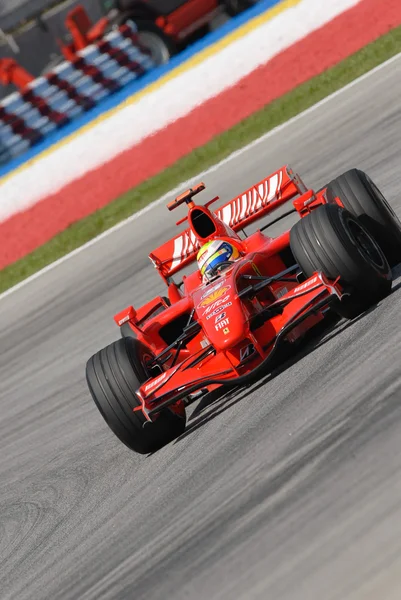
[63,0,223,59]
[155,0,220,41]
[113,165,343,422]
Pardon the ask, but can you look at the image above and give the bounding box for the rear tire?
[326,168,401,267]
[135,20,175,64]
[86,338,186,454]
[290,204,392,319]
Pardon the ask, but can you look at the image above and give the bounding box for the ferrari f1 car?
[86,166,401,454]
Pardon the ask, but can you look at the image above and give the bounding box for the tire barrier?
[0,21,154,166]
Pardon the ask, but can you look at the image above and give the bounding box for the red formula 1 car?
[86,166,401,454]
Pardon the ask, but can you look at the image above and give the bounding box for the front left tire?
[86,337,186,454]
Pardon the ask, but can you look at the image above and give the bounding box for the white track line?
[1,50,400,303]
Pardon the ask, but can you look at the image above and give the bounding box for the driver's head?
[197,239,240,282]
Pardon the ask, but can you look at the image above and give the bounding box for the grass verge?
[1,24,401,294]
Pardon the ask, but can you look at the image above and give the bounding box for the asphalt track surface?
[2,55,401,600]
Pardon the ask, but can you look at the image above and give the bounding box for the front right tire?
[290,204,392,319]
[326,168,401,267]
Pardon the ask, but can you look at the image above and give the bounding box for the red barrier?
[0,58,34,89]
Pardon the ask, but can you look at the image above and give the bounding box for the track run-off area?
[1,54,401,600]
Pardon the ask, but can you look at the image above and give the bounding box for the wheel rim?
[137,31,170,65]
[348,218,387,271]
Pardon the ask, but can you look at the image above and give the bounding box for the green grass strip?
[1,24,401,294]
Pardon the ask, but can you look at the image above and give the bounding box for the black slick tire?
[326,168,401,267]
[86,337,186,454]
[134,20,175,64]
[290,204,392,319]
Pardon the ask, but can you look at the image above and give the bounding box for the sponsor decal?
[200,280,224,299]
[293,276,318,294]
[144,372,168,392]
[215,318,229,331]
[118,315,130,325]
[240,344,255,362]
[202,294,231,314]
[215,312,226,323]
[205,302,232,320]
[198,285,231,308]
[223,327,230,335]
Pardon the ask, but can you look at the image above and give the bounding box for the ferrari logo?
[223,327,230,335]
[199,286,230,308]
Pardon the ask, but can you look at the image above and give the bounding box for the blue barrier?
[0,0,283,179]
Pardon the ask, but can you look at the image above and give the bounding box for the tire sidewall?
[86,338,186,454]
[327,168,401,266]
[364,173,401,230]
[339,209,391,281]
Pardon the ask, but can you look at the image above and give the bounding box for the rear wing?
[149,165,307,279]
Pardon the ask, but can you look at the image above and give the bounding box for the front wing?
[135,272,343,422]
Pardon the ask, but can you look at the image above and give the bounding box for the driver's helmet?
[197,239,240,282]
